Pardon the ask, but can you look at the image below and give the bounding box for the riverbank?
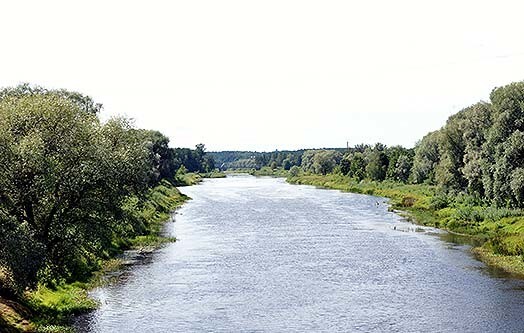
[223,167,289,177]
[0,181,190,333]
[287,173,524,277]
[175,171,226,187]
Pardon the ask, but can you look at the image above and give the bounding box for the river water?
[74,175,524,332]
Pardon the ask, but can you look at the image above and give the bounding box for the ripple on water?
[75,175,524,333]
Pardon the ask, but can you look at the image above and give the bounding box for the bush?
[289,166,300,177]
[401,196,417,207]
[429,193,451,210]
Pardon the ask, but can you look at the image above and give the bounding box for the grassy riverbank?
[250,167,289,177]
[0,181,189,332]
[175,171,226,187]
[288,173,524,277]
[223,167,289,177]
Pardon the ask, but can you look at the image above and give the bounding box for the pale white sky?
[1,0,524,151]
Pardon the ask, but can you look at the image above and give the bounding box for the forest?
[0,84,217,331]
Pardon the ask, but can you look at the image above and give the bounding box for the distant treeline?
[215,81,524,208]
[0,84,216,295]
[210,148,345,171]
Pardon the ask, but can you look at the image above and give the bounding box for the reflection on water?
[74,175,524,333]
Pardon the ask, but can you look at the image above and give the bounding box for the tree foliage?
[0,93,151,290]
[301,150,342,175]
[0,85,216,293]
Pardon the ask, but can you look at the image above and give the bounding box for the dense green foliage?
[410,82,524,209]
[280,81,524,276]
[210,149,330,171]
[0,85,215,299]
[279,81,524,211]
[0,92,148,293]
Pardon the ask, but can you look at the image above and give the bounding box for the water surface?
[75,175,524,332]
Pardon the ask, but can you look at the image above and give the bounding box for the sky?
[1,0,524,151]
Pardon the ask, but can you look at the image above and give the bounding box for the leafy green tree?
[289,165,300,177]
[434,111,469,190]
[139,130,177,185]
[365,144,388,181]
[0,93,149,289]
[301,150,342,175]
[482,82,524,206]
[510,168,524,206]
[173,148,199,172]
[340,154,351,175]
[393,154,412,183]
[282,158,292,170]
[411,131,440,184]
[386,146,413,181]
[349,152,366,181]
[0,83,102,114]
[314,150,342,175]
[461,103,491,196]
[301,150,317,173]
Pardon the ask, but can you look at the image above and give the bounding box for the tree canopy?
[0,85,217,294]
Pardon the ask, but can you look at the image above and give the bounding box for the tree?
[301,150,317,173]
[349,152,366,181]
[0,83,102,114]
[0,93,150,289]
[282,158,292,170]
[300,150,342,175]
[434,110,469,191]
[173,148,199,172]
[482,82,524,206]
[289,165,300,177]
[313,150,342,175]
[393,154,412,183]
[365,144,388,181]
[139,130,177,185]
[411,131,440,184]
[510,168,524,206]
[386,146,413,181]
[461,103,491,196]
[340,154,351,175]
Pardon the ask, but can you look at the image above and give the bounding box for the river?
[74,175,524,332]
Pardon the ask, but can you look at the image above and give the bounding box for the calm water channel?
[74,175,524,332]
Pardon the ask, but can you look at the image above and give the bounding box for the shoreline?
[286,173,524,279]
[1,181,191,333]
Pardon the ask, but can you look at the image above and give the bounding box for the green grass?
[472,247,524,277]
[24,282,105,332]
[27,284,97,326]
[250,167,289,177]
[288,172,524,276]
[175,171,226,186]
[201,171,226,178]
[0,180,191,332]
[223,167,290,177]
[175,172,202,186]
[224,168,253,174]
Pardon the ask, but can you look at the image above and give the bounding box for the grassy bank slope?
[288,173,524,277]
[1,181,189,333]
[175,171,226,187]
